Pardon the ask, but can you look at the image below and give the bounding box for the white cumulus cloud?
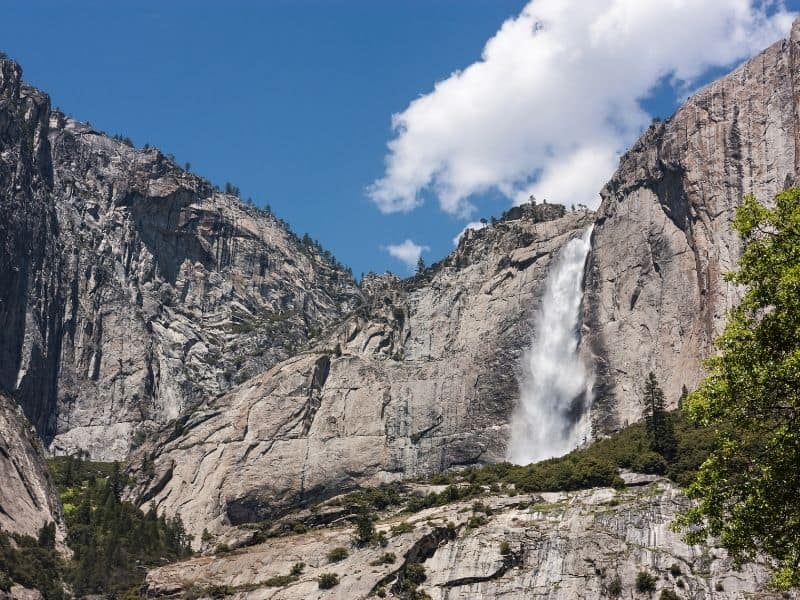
[383,239,430,270]
[368,0,794,216]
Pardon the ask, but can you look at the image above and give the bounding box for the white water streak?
[507,226,594,464]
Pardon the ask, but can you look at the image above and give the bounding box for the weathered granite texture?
[144,480,791,600]
[583,19,800,430]
[0,392,65,546]
[127,205,594,541]
[0,59,64,441]
[0,56,361,460]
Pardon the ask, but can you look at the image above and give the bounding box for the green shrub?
[636,571,657,593]
[499,541,511,555]
[318,573,339,589]
[606,575,623,597]
[214,543,231,555]
[291,521,308,534]
[327,547,348,563]
[715,581,724,592]
[206,584,234,598]
[370,552,396,565]
[390,521,415,536]
[404,563,426,585]
[669,563,681,577]
[262,574,295,587]
[290,562,305,576]
[0,572,12,593]
[353,513,376,546]
[632,451,668,475]
[467,515,487,529]
[660,590,680,600]
[334,484,404,511]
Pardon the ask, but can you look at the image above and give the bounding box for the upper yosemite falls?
[1,6,800,600]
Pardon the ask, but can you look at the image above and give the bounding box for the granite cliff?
[583,18,800,430]
[127,204,593,541]
[0,56,361,462]
[0,391,65,546]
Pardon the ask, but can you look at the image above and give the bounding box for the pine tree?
[416,256,426,274]
[678,384,688,410]
[642,372,676,459]
[37,522,56,550]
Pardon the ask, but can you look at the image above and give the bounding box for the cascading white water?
[507,226,594,465]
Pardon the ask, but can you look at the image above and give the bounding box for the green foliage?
[290,562,305,576]
[390,521,415,536]
[669,563,681,578]
[327,546,348,562]
[352,513,376,547]
[334,484,404,511]
[676,190,800,589]
[660,590,680,600]
[418,411,714,498]
[635,570,657,593]
[318,572,339,589]
[370,552,396,566]
[0,527,66,600]
[215,543,231,555]
[467,515,487,529]
[261,574,296,587]
[395,563,428,598]
[44,454,193,596]
[605,575,623,597]
[499,540,511,555]
[642,372,677,459]
[405,483,484,513]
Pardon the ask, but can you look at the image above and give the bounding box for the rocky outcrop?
[0,59,65,440]
[583,19,800,429]
[0,56,361,460]
[47,115,361,460]
[0,392,65,546]
[127,206,594,541]
[144,480,789,599]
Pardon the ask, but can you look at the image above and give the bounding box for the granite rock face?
[0,57,361,460]
[583,20,800,430]
[127,205,595,541]
[47,116,361,460]
[144,480,789,600]
[0,392,65,546]
[0,59,65,441]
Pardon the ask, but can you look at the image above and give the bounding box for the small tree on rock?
[642,372,676,459]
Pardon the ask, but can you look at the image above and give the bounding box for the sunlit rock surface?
[583,19,800,430]
[144,480,789,600]
[127,205,594,541]
[0,392,65,546]
[0,56,361,461]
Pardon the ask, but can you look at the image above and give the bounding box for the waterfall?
[507,226,594,465]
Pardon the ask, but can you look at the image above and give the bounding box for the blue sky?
[3,1,798,277]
